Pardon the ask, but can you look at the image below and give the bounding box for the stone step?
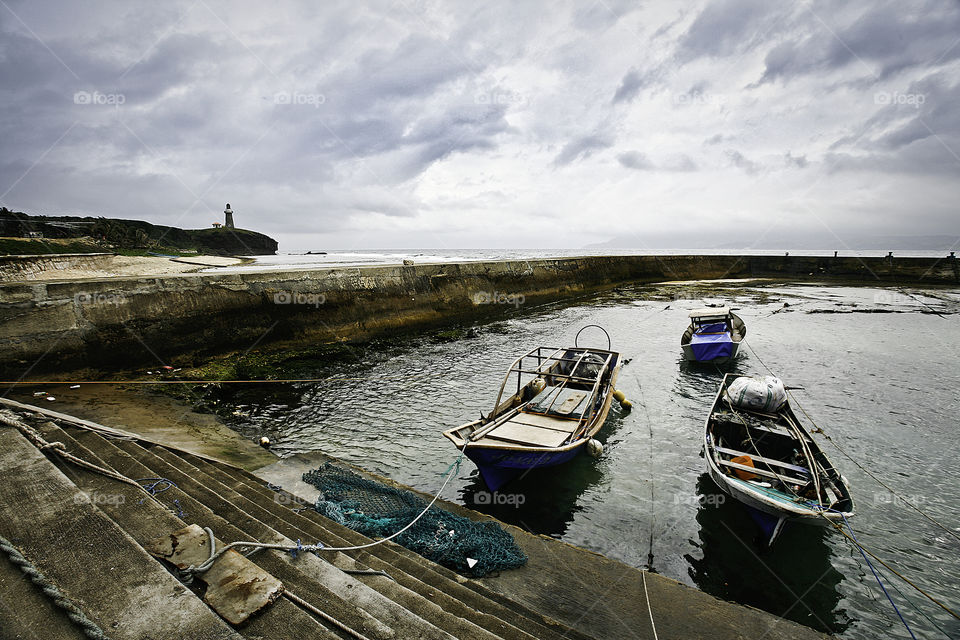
[184,451,595,640]
[36,422,344,639]
[148,443,513,640]
[0,423,239,640]
[91,431,458,640]
[58,424,400,640]
[194,453,593,640]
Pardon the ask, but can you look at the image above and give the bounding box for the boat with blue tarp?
[681,307,746,363]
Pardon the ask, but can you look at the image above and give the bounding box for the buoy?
[613,389,625,402]
[586,438,603,458]
[620,399,633,410]
[259,436,271,448]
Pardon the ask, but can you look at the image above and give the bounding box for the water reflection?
[687,474,850,634]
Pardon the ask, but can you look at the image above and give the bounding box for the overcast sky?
[1,0,958,251]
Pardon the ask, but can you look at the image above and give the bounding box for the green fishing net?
[302,463,527,577]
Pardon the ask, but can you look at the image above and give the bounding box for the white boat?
[703,374,854,545]
[681,307,746,363]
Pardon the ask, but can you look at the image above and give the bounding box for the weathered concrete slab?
[146,524,283,625]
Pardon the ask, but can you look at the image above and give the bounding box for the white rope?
[186,444,469,575]
[642,570,659,640]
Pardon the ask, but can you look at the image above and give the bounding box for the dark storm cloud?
[612,68,654,104]
[677,0,779,60]
[756,1,960,85]
[827,71,960,175]
[618,152,698,172]
[553,133,614,166]
[726,149,759,174]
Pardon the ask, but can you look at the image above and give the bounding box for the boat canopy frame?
[487,345,616,432]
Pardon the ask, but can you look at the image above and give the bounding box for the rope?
[0,535,111,640]
[641,570,659,640]
[182,445,469,577]
[820,514,960,621]
[283,590,372,640]
[0,410,158,503]
[840,514,917,639]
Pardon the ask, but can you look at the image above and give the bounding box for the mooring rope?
[0,535,111,640]
[641,570,660,640]
[841,514,917,639]
[182,445,469,577]
[0,410,159,504]
[283,590,372,640]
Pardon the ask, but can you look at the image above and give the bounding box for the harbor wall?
[0,254,956,373]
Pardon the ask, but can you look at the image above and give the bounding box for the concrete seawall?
[1,254,956,373]
[0,252,116,281]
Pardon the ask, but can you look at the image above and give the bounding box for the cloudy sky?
[1,0,958,251]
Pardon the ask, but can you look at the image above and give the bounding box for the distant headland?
[0,206,278,256]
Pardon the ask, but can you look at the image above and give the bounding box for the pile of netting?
[302,463,527,577]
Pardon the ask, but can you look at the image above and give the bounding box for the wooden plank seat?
[718,459,808,485]
[714,446,811,476]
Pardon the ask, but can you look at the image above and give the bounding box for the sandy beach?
[3,254,245,282]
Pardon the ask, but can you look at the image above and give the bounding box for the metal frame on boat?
[443,331,622,491]
[703,373,854,545]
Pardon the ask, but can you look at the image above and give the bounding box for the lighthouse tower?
[223,203,234,229]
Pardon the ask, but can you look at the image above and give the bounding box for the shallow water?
[223,281,960,638]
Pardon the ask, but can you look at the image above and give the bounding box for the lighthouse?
[223,203,234,229]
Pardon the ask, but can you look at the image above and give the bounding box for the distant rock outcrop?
[0,208,278,255]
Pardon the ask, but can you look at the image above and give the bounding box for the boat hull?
[682,340,742,363]
[466,444,583,491]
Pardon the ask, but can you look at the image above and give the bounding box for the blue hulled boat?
[681,307,746,363]
[443,327,625,491]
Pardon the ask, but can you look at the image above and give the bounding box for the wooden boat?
[681,307,746,363]
[443,327,623,491]
[703,374,854,545]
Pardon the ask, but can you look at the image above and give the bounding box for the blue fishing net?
[302,463,527,577]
